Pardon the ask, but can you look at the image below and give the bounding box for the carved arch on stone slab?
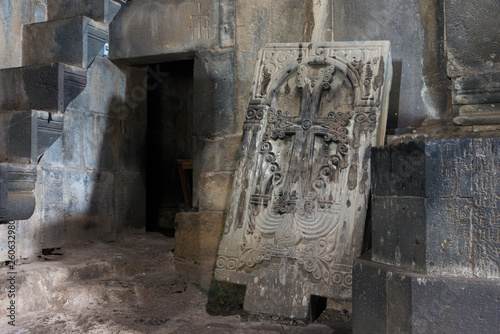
[260,56,362,107]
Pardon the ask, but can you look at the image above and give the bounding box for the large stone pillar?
[353,138,500,333]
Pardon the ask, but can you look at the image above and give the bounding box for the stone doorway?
[146,60,194,236]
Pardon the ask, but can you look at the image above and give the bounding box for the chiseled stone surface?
[371,138,500,279]
[353,253,500,334]
[215,41,392,319]
[22,16,108,69]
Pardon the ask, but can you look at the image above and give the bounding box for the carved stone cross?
[216,42,392,319]
[190,1,210,40]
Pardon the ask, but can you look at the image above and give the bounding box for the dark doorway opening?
[146,60,194,236]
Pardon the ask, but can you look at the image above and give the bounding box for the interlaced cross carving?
[262,65,351,206]
[236,64,356,280]
[215,42,391,321]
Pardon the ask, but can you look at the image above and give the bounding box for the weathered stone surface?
[109,0,220,64]
[64,57,147,171]
[445,0,500,124]
[65,56,147,120]
[353,253,500,334]
[332,0,449,128]
[61,111,83,168]
[219,0,235,48]
[195,134,241,173]
[233,0,329,131]
[0,110,64,164]
[114,171,146,232]
[0,0,47,69]
[22,16,108,69]
[0,163,37,222]
[40,168,65,247]
[175,212,225,290]
[0,64,87,113]
[192,49,235,207]
[63,170,116,244]
[371,138,500,278]
[372,197,427,271]
[352,255,389,334]
[82,112,117,171]
[215,42,392,319]
[445,0,500,78]
[198,171,234,212]
[193,49,235,138]
[371,141,426,197]
[47,0,122,24]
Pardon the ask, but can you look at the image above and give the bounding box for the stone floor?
[0,233,352,333]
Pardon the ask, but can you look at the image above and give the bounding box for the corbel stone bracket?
[22,16,108,69]
[0,63,87,113]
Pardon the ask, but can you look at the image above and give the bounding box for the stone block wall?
[371,138,499,278]
[0,0,147,262]
[0,56,147,261]
[36,56,147,248]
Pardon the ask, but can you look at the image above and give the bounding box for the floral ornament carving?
[257,50,300,98]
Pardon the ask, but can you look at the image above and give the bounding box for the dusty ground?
[0,233,351,333]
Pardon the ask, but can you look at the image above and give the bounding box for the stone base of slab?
[353,252,500,334]
[174,211,225,290]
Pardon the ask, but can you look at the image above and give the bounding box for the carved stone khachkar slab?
[215,42,392,319]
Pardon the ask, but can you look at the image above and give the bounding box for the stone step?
[22,16,108,69]
[17,273,187,314]
[0,63,87,113]
[0,233,177,317]
[47,0,123,25]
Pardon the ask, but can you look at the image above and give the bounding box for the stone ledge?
[353,252,500,334]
